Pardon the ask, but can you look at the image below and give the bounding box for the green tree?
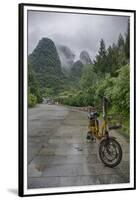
[80,65,97,89]
[94,39,108,75]
[43,87,54,98]
[124,20,130,60]
[110,65,130,116]
[117,34,125,50]
[28,63,41,103]
[28,92,37,107]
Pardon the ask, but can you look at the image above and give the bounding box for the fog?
[28,10,129,60]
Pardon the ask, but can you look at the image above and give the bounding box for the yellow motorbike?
[87,96,122,167]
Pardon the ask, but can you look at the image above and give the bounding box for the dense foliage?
[28,93,37,107]
[57,27,130,134]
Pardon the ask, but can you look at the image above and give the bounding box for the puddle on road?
[28,160,50,177]
[28,162,42,177]
[75,146,83,151]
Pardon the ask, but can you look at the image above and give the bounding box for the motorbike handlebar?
[98,95,111,103]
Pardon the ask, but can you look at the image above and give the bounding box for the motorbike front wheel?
[99,138,122,168]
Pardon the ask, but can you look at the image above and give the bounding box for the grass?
[119,119,130,140]
[107,110,130,140]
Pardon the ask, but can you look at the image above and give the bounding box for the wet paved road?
[28,104,129,189]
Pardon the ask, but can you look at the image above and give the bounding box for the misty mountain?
[69,50,92,82]
[70,60,84,80]
[80,51,92,65]
[28,37,65,94]
[56,45,75,72]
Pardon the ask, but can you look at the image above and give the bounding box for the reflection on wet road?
[28,104,129,189]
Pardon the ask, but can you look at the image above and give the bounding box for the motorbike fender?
[100,135,116,142]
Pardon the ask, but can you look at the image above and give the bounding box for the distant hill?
[28,38,65,95]
[80,51,92,65]
[70,50,92,81]
[70,60,84,80]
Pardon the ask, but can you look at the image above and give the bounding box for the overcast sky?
[28,10,129,60]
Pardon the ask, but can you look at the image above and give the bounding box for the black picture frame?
[18,3,136,197]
